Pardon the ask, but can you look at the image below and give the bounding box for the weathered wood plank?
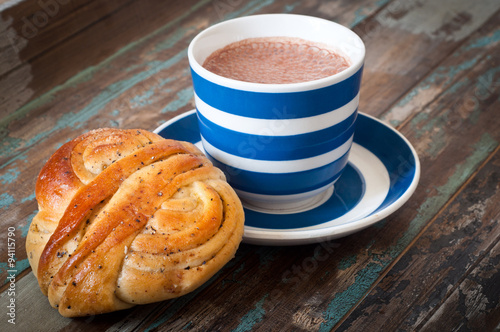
[0,0,123,117]
[382,8,500,127]
[0,0,499,331]
[332,14,500,330]
[0,0,213,290]
[336,146,500,331]
[354,0,500,118]
[0,0,102,77]
[0,0,394,163]
[0,247,254,331]
[0,0,206,119]
[1,272,75,331]
[128,6,500,330]
[132,60,500,329]
[420,237,500,331]
[0,0,396,330]
[0,0,392,287]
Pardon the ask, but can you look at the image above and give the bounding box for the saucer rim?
[154,110,420,246]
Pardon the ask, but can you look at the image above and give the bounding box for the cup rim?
[188,13,365,93]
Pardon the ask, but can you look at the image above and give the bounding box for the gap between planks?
[0,0,136,80]
[388,8,500,132]
[0,0,275,291]
[333,143,500,331]
[415,214,500,330]
[3,1,497,328]
[393,40,496,132]
[332,7,500,328]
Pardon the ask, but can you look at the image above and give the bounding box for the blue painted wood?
[1,0,500,330]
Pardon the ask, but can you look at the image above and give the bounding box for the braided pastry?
[26,128,245,317]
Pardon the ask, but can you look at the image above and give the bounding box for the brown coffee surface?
[202,37,350,84]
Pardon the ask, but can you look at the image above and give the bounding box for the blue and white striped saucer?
[154,110,420,246]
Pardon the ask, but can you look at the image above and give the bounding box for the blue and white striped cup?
[188,14,365,213]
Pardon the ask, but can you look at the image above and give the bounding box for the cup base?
[240,185,334,215]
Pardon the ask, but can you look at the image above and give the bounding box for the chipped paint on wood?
[233,295,268,332]
[2,0,500,330]
[376,0,499,41]
[0,0,212,152]
[338,254,357,271]
[383,25,500,126]
[337,148,500,330]
[215,0,274,21]
[320,262,385,331]
[464,28,500,51]
[1,49,188,160]
[0,193,15,210]
[319,133,498,330]
[0,167,19,184]
[161,87,195,113]
[421,240,500,330]
[392,132,497,251]
[3,0,268,159]
[350,0,391,27]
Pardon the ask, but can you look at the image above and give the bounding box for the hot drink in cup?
[188,14,365,216]
[202,37,350,84]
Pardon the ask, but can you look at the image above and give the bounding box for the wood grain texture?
[1,0,500,331]
[355,0,500,119]
[0,0,204,119]
[336,148,500,331]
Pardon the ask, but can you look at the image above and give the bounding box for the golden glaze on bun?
[26,128,244,317]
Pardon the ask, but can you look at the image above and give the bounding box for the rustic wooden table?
[1,0,499,331]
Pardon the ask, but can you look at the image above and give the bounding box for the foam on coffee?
[202,37,350,84]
